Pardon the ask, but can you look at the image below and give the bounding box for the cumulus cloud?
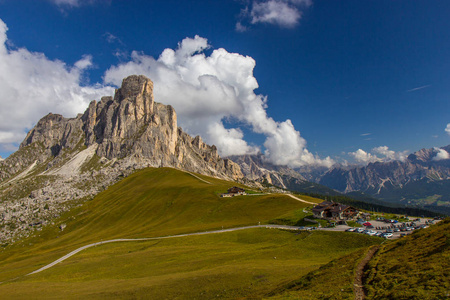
[349,146,408,165]
[433,148,450,161]
[0,18,114,152]
[372,146,408,162]
[104,35,333,167]
[445,123,450,136]
[237,0,312,29]
[348,149,381,165]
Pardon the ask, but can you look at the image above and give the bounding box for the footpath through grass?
[268,218,450,300]
[364,218,450,299]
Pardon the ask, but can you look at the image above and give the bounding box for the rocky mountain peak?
[407,147,436,163]
[10,75,242,181]
[0,75,244,244]
[116,75,154,101]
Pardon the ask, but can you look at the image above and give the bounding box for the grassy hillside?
[0,229,381,299]
[266,219,450,300]
[0,168,316,280]
[0,167,384,298]
[267,247,370,299]
[364,218,450,299]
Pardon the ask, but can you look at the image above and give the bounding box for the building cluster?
[312,201,369,221]
[221,187,246,197]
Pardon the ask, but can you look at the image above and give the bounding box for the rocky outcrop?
[16,75,242,180]
[0,75,243,244]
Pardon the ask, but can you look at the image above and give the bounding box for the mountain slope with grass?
[364,218,450,299]
[267,218,450,300]
[0,167,383,299]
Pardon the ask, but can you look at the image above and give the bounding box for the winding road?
[26,224,304,276]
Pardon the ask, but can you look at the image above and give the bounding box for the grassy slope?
[267,219,450,300]
[0,229,382,299]
[0,168,315,280]
[267,247,370,300]
[0,167,383,298]
[364,218,450,299]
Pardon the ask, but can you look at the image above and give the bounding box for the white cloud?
[349,146,409,165]
[373,146,408,162]
[445,123,450,136]
[50,0,81,6]
[0,18,114,152]
[48,0,102,7]
[104,35,332,167]
[406,84,431,92]
[433,148,450,161]
[103,32,123,45]
[251,0,301,27]
[237,0,312,29]
[348,149,381,165]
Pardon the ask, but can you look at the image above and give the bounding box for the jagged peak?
[114,75,154,103]
[38,112,66,123]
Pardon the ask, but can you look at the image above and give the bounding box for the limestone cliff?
[18,75,242,180]
[0,75,242,244]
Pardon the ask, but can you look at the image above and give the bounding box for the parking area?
[320,218,440,239]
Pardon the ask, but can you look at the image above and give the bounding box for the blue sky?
[0,0,449,167]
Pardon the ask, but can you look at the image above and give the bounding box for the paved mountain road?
[26,224,304,276]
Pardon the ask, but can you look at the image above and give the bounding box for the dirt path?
[354,245,379,300]
[183,171,212,184]
[286,194,316,205]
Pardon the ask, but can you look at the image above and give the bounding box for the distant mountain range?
[230,146,450,215]
[228,154,340,196]
[319,146,450,214]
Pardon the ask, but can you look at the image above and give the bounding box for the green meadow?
[0,168,383,298]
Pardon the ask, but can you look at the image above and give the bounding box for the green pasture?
[0,229,380,299]
[0,168,310,281]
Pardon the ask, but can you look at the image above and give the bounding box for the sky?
[0,0,449,167]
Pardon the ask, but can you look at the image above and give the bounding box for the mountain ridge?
[0,75,242,244]
[318,145,450,213]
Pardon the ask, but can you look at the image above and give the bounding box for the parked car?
[363,222,372,227]
[382,233,393,238]
[345,228,356,232]
[364,230,377,236]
